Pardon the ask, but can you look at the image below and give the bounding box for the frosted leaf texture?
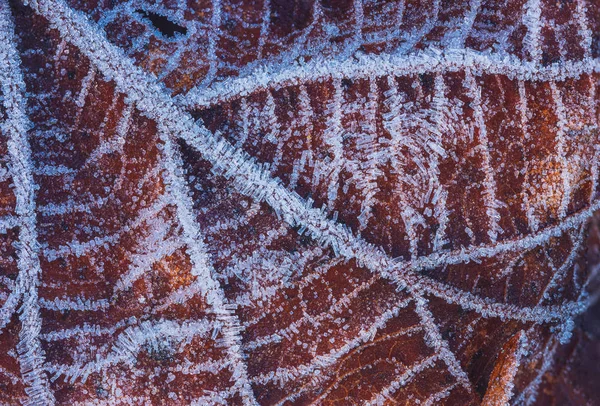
[0,0,599,404]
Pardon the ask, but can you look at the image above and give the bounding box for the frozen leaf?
[0,0,599,404]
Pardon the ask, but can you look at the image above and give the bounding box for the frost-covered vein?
[240,252,338,330]
[155,122,257,405]
[40,317,133,341]
[256,0,270,59]
[262,91,279,145]
[0,1,54,403]
[204,0,220,85]
[402,200,469,388]
[0,66,24,334]
[84,101,132,168]
[31,0,594,328]
[353,0,363,45]
[517,80,539,231]
[41,194,168,261]
[549,81,573,219]
[464,70,502,242]
[394,0,406,28]
[322,78,344,206]
[180,48,600,108]
[382,76,427,258]
[504,333,528,405]
[413,296,470,389]
[366,354,439,405]
[190,389,236,406]
[288,84,314,190]
[205,202,261,236]
[222,242,314,305]
[522,0,543,63]
[444,0,481,48]
[236,97,251,148]
[538,229,586,305]
[402,197,600,282]
[45,319,213,384]
[39,296,109,311]
[431,74,450,251]
[356,78,382,230]
[512,337,558,406]
[32,164,76,176]
[243,273,380,351]
[37,193,108,216]
[74,67,95,109]
[172,357,225,376]
[217,224,287,266]
[575,0,593,59]
[310,327,425,404]
[398,0,440,52]
[113,216,184,293]
[251,298,412,387]
[0,289,20,334]
[423,383,458,406]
